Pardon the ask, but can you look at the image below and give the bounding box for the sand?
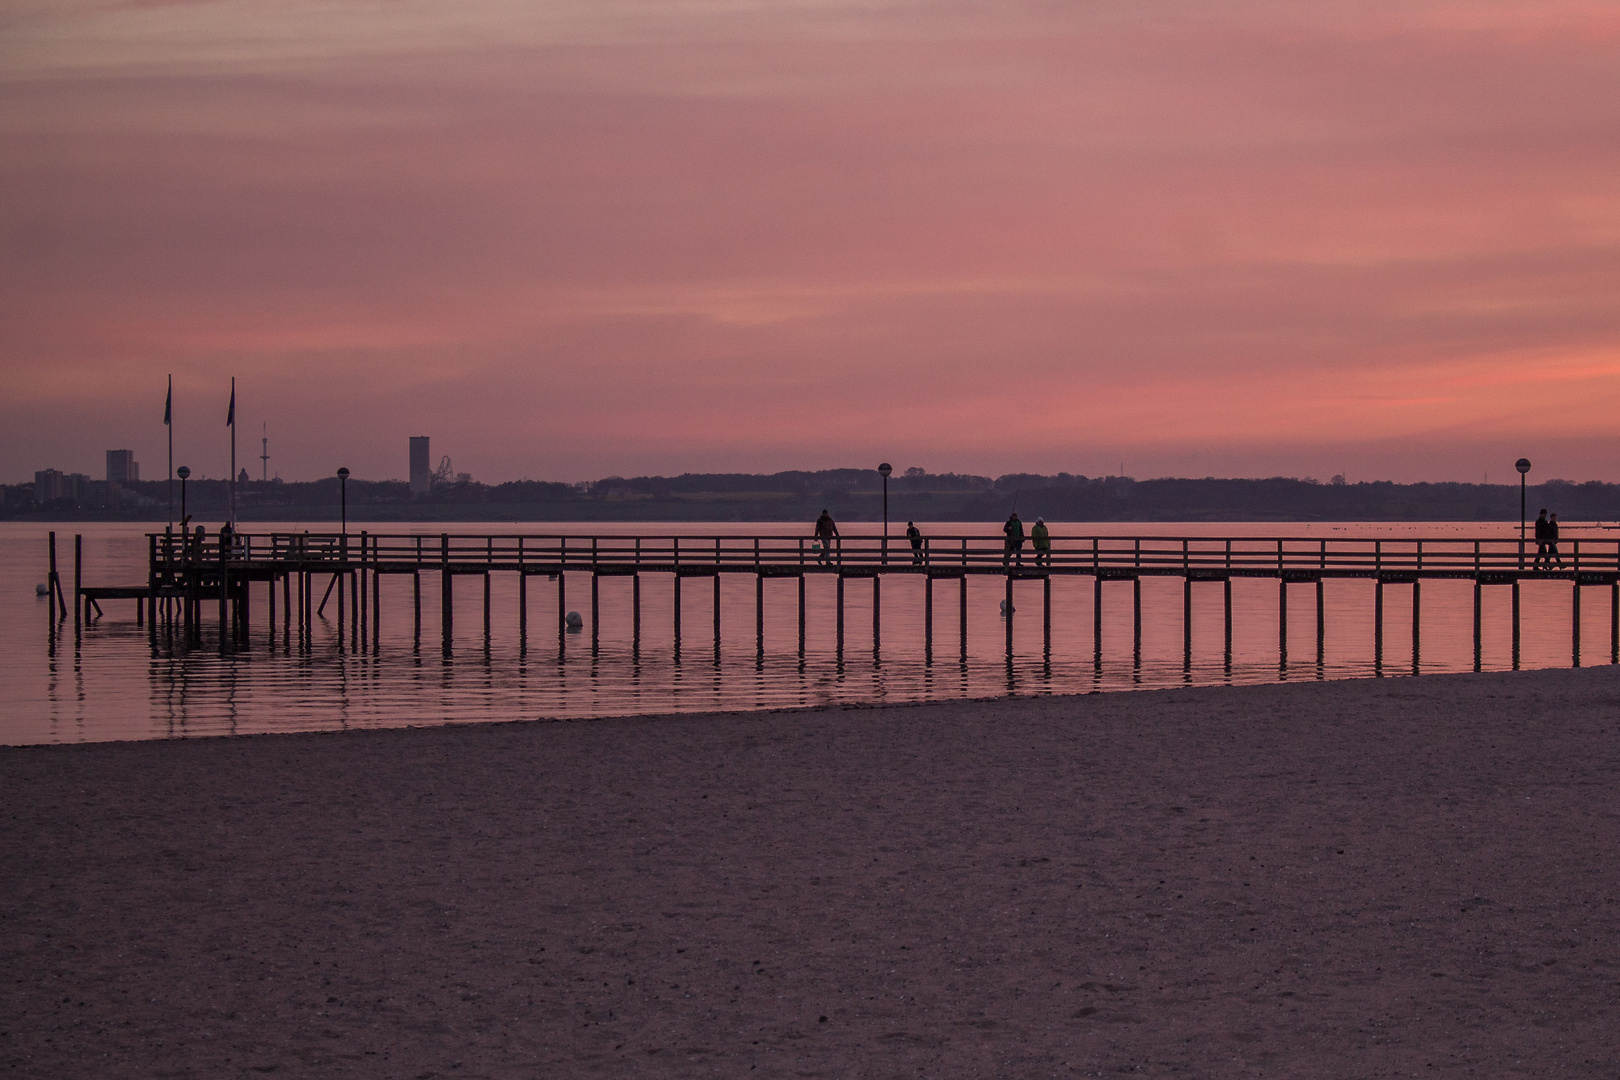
[4,668,1620,1078]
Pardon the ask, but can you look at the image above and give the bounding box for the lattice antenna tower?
[260,423,270,482]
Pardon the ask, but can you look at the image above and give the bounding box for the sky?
[3,0,1619,485]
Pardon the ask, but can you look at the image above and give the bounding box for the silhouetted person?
[814,509,838,564]
[218,521,234,562]
[1003,512,1025,566]
[1533,509,1551,569]
[1547,513,1565,568]
[1031,517,1050,566]
[906,521,923,565]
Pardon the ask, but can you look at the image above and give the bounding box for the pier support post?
[1004,575,1013,661]
[1316,579,1325,668]
[673,574,681,657]
[1573,581,1582,668]
[1132,577,1142,670]
[1374,579,1384,673]
[836,575,845,659]
[591,573,600,655]
[1093,575,1103,667]
[756,574,764,659]
[1278,580,1288,669]
[518,571,527,656]
[1043,576,1052,662]
[797,574,806,658]
[925,576,934,662]
[372,560,380,655]
[1512,580,1521,669]
[713,574,721,659]
[266,570,275,645]
[73,533,82,639]
[1611,580,1618,665]
[873,576,881,657]
[440,534,453,654]
[413,571,422,651]
[484,570,493,650]
[1412,580,1421,675]
[1183,577,1192,670]
[359,532,368,650]
[959,576,968,663]
[350,560,359,652]
[1224,578,1233,673]
[558,571,567,654]
[1473,579,1483,672]
[48,531,58,627]
[632,573,641,658]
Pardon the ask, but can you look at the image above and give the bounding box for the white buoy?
[999,598,1014,617]
[35,582,49,596]
[564,610,584,630]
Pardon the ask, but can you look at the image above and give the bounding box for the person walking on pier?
[1547,512,1565,568]
[1533,509,1552,569]
[814,509,838,564]
[1031,517,1050,566]
[906,521,924,565]
[1003,512,1025,566]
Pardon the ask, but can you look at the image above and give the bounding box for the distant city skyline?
[4,1,1618,486]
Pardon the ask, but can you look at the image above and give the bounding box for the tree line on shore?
[4,469,1618,523]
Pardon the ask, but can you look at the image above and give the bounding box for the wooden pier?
[51,529,1620,672]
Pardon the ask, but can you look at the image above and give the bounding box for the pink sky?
[3,0,1619,484]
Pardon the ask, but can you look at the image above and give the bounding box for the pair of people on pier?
[1533,509,1564,569]
[1002,513,1051,566]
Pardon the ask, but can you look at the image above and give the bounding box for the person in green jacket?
[1030,517,1051,566]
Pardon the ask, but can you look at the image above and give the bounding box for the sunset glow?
[4,0,1619,482]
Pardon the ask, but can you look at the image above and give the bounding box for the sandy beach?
[4,668,1620,1078]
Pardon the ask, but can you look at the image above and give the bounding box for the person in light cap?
[1030,516,1051,566]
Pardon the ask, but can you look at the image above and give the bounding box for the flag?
[164,381,171,425]
[226,380,235,427]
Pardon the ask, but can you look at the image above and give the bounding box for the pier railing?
[149,530,1618,579]
[45,527,1620,673]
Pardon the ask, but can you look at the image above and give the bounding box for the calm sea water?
[2,520,1611,745]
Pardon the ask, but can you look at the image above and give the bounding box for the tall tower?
[260,424,270,481]
[409,436,431,496]
[106,449,138,484]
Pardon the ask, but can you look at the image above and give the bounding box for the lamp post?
[176,465,190,525]
[1516,457,1531,567]
[337,467,350,535]
[878,462,892,565]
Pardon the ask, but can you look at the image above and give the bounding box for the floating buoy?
[999,598,1014,617]
[564,610,584,630]
[35,582,49,596]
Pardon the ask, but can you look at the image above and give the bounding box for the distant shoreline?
[9,472,1618,524]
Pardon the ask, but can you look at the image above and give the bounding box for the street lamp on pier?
[337,467,350,535]
[878,462,892,565]
[1516,458,1531,567]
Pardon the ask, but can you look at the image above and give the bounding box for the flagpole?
[166,375,174,528]
[229,377,237,528]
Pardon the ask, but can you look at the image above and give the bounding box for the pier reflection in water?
[5,521,1615,745]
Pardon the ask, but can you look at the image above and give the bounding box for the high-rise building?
[35,469,91,504]
[106,449,139,484]
[409,436,431,496]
